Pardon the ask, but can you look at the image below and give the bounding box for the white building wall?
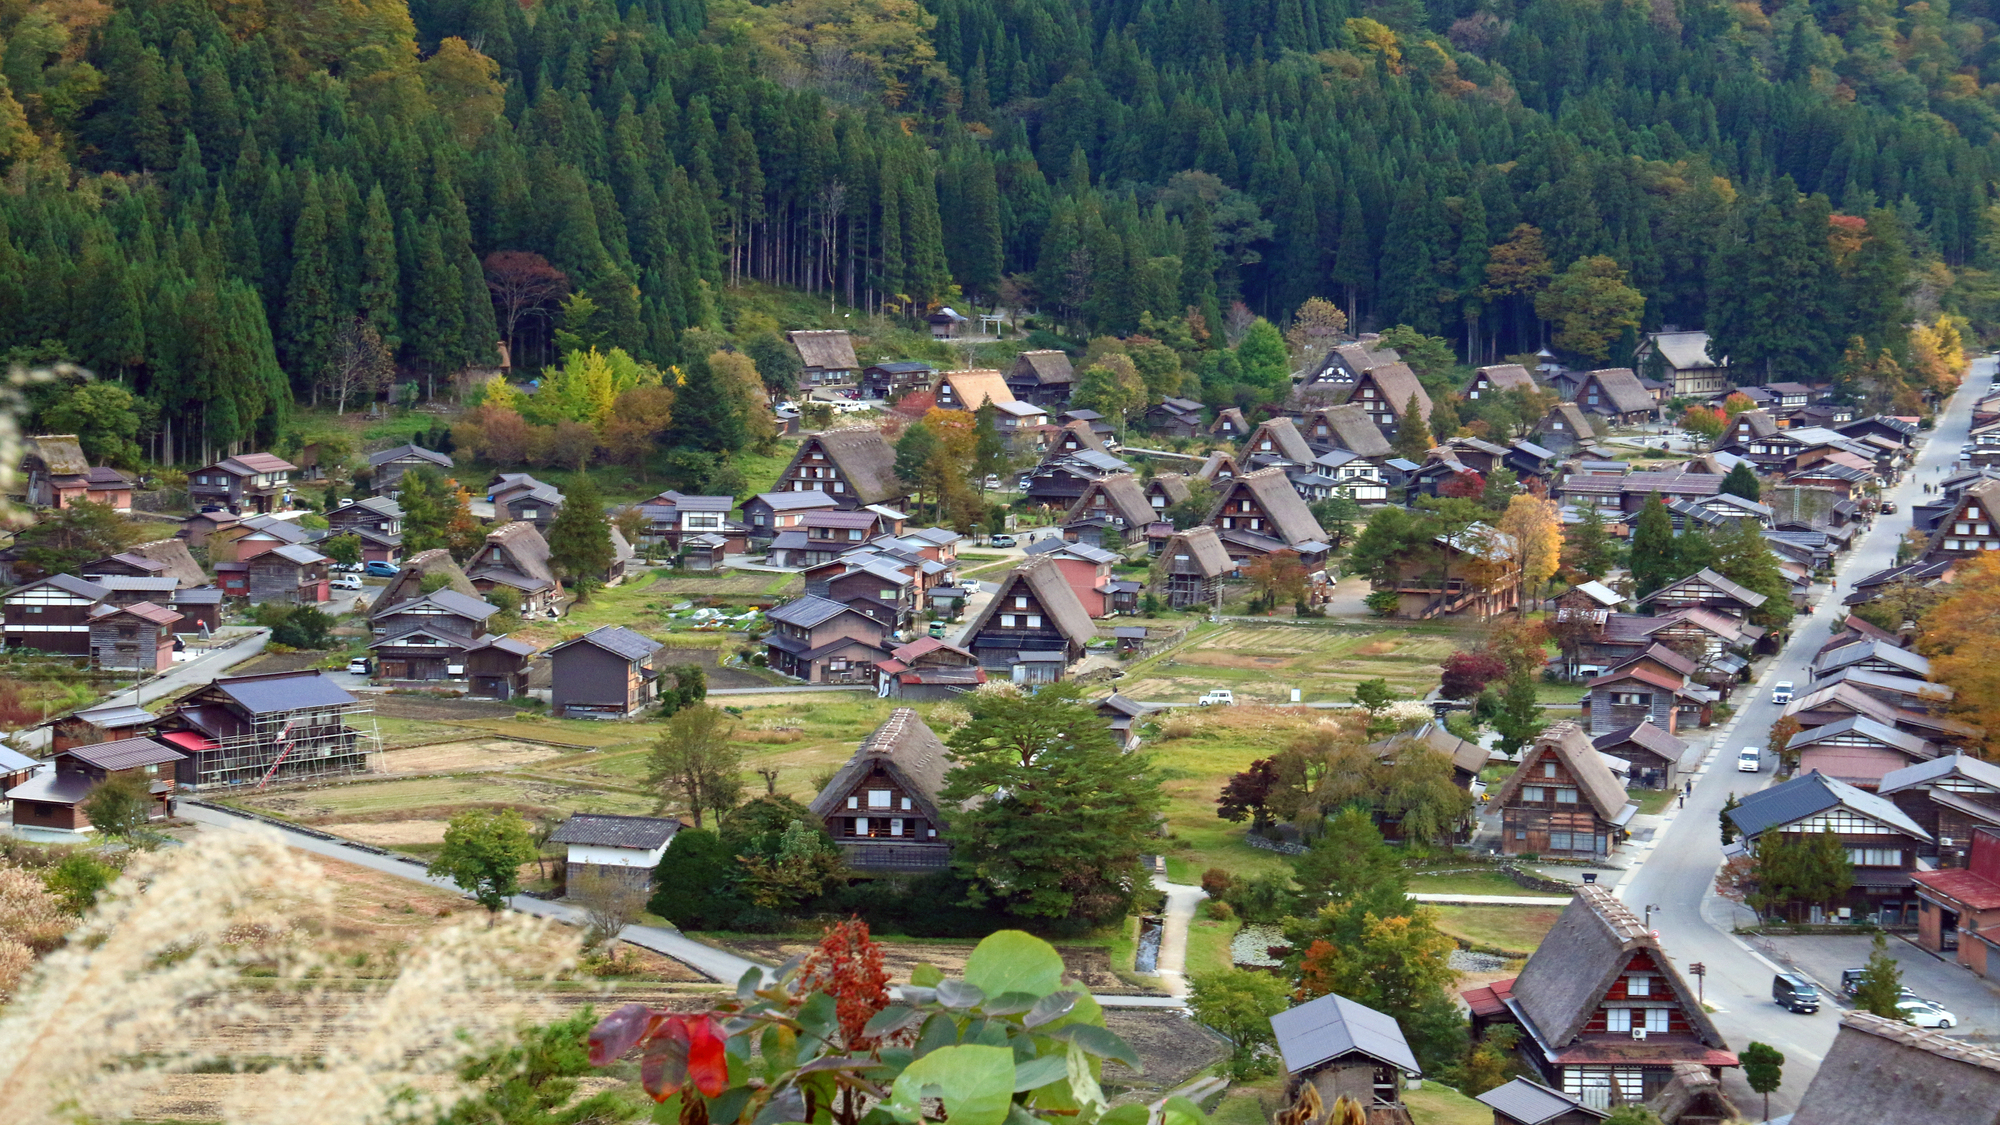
[566,841,670,869]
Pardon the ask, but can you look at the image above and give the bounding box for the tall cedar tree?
[1720,462,1762,501]
[1628,493,1679,597]
[938,683,1165,924]
[1390,395,1433,461]
[544,473,614,594]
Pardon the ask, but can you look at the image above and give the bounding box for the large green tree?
[544,474,614,596]
[428,808,538,919]
[938,683,1164,924]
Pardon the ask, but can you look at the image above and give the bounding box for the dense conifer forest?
[0,0,1996,459]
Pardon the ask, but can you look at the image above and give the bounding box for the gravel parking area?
[1753,933,2000,1040]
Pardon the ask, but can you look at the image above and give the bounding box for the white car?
[1772,681,1794,704]
[1198,690,1235,707]
[346,658,371,675]
[1737,747,1762,772]
[1898,998,1958,1028]
[330,575,363,591]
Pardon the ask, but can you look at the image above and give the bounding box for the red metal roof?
[1912,868,2000,911]
[1462,978,1514,1019]
[161,731,217,753]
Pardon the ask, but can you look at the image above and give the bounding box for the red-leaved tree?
[1439,650,1509,700]
[793,919,891,1050]
[1438,470,1485,499]
[1217,758,1279,829]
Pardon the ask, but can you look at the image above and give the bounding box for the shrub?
[1201,867,1234,899]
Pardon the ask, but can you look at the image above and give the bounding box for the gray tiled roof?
[768,594,859,628]
[553,625,663,663]
[1729,771,1930,840]
[60,737,185,772]
[1476,1078,1607,1124]
[1881,752,2000,796]
[548,812,679,849]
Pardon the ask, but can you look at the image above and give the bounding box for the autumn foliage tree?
[1918,551,2000,753]
[1437,470,1485,499]
[1216,758,1279,829]
[1680,404,1726,441]
[793,919,892,1050]
[1439,650,1508,699]
[1244,549,1310,611]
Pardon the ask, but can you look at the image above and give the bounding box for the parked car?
[989,534,1016,548]
[346,657,371,675]
[330,575,363,591]
[1737,746,1762,772]
[1898,998,1958,1028]
[1880,501,1898,515]
[1198,689,1235,706]
[984,474,1001,490]
[1772,973,1820,1013]
[1772,681,1794,704]
[363,561,400,577]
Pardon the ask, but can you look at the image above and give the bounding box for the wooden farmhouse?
[788,329,860,386]
[1633,568,1767,620]
[156,671,374,788]
[465,522,561,617]
[809,708,953,873]
[1211,407,1249,441]
[874,637,985,700]
[1376,521,1523,621]
[1204,467,1332,575]
[88,601,182,672]
[1492,723,1638,859]
[366,444,452,496]
[489,473,564,529]
[545,626,663,718]
[50,701,155,753]
[1880,752,2000,869]
[1464,363,1537,401]
[1342,362,1432,438]
[1788,715,1938,790]
[189,452,294,514]
[860,360,935,400]
[21,435,132,510]
[1923,478,2000,563]
[1270,992,1420,1122]
[1463,885,1735,1108]
[1727,770,1932,923]
[1062,472,1154,547]
[763,595,892,684]
[1583,645,1715,735]
[1532,403,1599,458]
[774,427,906,510]
[1152,524,1224,604]
[1144,397,1206,438]
[1572,368,1655,426]
[1634,331,1729,398]
[1590,722,1690,792]
[935,368,1014,411]
[1004,350,1076,407]
[325,497,405,564]
[2,574,111,656]
[961,557,1096,681]
[4,737,185,837]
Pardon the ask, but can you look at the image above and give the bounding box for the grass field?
[1404,1081,1493,1125]
[1431,904,1565,955]
[1117,621,1460,705]
[1184,915,1239,976]
[1405,867,1541,897]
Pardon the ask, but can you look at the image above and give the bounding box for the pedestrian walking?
[1678,791,1686,808]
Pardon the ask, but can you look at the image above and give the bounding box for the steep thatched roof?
[1296,404,1392,458]
[1510,883,1728,1051]
[808,708,953,822]
[1470,363,1536,394]
[941,369,1015,409]
[1209,467,1327,547]
[963,556,1097,651]
[1580,367,1654,415]
[1065,472,1154,528]
[370,549,477,617]
[803,428,903,505]
[1351,363,1432,421]
[467,521,558,592]
[1491,722,1634,827]
[1147,473,1192,508]
[1009,350,1076,386]
[127,538,208,588]
[23,435,90,477]
[1242,417,1314,464]
[1161,526,1232,578]
[1788,1012,2000,1124]
[788,329,859,371]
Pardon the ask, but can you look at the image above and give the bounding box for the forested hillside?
[0,0,1996,460]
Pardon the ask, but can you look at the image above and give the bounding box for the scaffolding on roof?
[174,698,382,789]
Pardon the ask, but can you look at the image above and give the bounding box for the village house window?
[1605,1007,1632,1032]
[1015,596,1029,609]
[1523,786,1545,802]
[1948,539,1963,551]
[1612,692,1650,706]
[890,818,904,836]
[1027,615,1042,628]
[901,797,912,810]
[832,482,844,492]
[847,796,859,809]
[1001,614,1016,627]
[868,790,891,808]
[1555,788,1579,804]
[1627,974,1652,997]
[1848,847,1903,866]
[1544,761,1558,777]
[521,508,538,518]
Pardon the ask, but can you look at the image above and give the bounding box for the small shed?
[1113,625,1148,653]
[1474,1077,1608,1125]
[1270,992,1420,1112]
[551,813,680,892]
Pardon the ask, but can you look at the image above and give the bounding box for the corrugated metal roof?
[213,672,358,714]
[1476,1077,1607,1124]
[552,625,663,662]
[1269,992,1420,1076]
[61,737,186,771]
[1730,771,1930,840]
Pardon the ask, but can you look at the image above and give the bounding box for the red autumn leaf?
[641,1016,692,1102]
[686,1015,730,1098]
[590,1003,654,1067]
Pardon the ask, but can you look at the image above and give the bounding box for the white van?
[1737,746,1762,773]
[1772,681,1794,704]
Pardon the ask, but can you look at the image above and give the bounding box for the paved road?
[1616,355,1992,1116]
[8,628,270,755]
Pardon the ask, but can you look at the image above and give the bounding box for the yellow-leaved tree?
[529,348,662,429]
[1909,314,1969,394]
[1497,493,1563,609]
[1918,550,2000,756]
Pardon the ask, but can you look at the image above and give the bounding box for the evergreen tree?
[358,185,400,346]
[1492,667,1543,758]
[545,474,614,597]
[1178,194,1221,332]
[1390,395,1434,461]
[1564,504,1615,580]
[1628,493,1678,597]
[280,175,336,391]
[1852,932,1906,1019]
[1721,462,1762,501]
[1711,517,1796,630]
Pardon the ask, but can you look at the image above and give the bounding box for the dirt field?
[371,695,523,721]
[235,774,656,824]
[719,937,1163,996]
[374,739,565,775]
[1118,622,1460,704]
[321,819,451,844]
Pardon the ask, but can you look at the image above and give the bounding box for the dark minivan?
[1774,972,1820,1013]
